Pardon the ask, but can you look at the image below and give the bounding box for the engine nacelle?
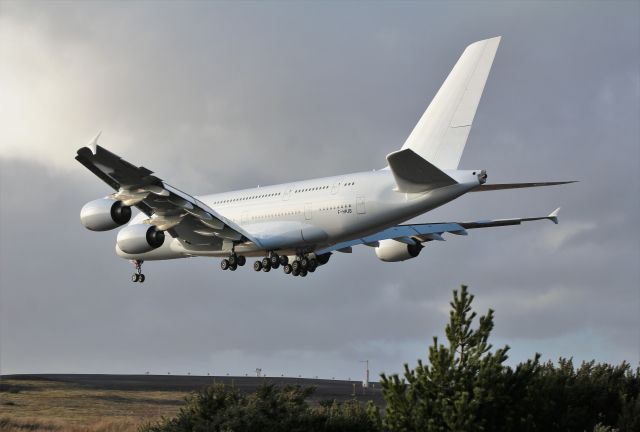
[80,198,132,231]
[375,239,423,262]
[116,224,165,254]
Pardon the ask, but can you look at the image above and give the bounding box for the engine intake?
[375,239,423,262]
[80,198,132,231]
[117,224,165,254]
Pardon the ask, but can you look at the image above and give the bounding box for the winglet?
[548,207,560,224]
[87,131,102,155]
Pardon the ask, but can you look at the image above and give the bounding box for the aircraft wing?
[75,136,254,250]
[315,208,560,254]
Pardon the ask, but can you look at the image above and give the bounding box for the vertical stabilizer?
[401,37,501,169]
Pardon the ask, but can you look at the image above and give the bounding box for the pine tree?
[380,285,524,432]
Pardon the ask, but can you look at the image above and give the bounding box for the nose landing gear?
[131,260,145,283]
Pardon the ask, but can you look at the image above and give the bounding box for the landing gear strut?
[131,260,145,283]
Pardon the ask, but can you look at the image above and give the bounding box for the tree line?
[141,286,639,432]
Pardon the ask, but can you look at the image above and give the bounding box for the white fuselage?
[117,168,482,260]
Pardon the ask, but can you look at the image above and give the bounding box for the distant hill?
[2,373,383,406]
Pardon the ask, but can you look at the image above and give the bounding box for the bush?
[139,383,380,432]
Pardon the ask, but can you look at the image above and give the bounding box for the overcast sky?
[1,1,639,380]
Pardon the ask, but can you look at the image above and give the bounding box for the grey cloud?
[1,1,638,378]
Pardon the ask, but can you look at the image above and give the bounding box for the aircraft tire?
[253,260,262,271]
[221,259,230,270]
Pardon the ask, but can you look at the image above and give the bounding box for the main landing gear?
[253,252,288,273]
[283,255,317,277]
[250,253,320,277]
[220,253,246,271]
[131,260,145,283]
[221,251,325,277]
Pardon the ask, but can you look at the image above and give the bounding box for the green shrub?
[139,383,380,432]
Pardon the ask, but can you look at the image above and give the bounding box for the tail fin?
[401,37,501,169]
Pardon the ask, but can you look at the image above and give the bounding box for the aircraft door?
[331,181,341,195]
[283,185,295,201]
[304,203,312,220]
[356,196,366,214]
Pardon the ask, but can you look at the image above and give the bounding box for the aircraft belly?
[243,221,329,250]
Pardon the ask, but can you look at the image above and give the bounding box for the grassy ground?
[0,378,187,431]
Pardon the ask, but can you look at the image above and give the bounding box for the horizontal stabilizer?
[387,149,457,193]
[471,181,577,192]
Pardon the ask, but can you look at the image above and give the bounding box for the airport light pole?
[360,360,369,389]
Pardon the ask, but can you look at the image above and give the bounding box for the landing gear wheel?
[229,264,237,271]
[291,261,300,272]
[237,256,246,267]
[300,257,309,269]
[308,258,317,271]
[300,269,308,277]
[221,259,230,270]
[308,267,315,273]
[253,260,263,271]
[262,257,270,269]
[283,264,292,274]
[292,268,300,276]
[279,255,289,266]
[263,264,271,272]
[131,260,144,283]
[228,255,237,267]
[270,254,280,269]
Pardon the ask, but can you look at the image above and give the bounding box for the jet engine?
[116,224,165,254]
[375,239,423,262]
[80,198,132,231]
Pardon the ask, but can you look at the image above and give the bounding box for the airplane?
[76,36,575,282]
